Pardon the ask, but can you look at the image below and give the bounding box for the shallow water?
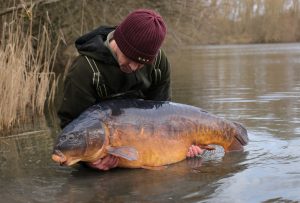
[1,43,300,202]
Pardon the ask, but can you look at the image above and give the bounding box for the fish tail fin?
[226,137,244,152]
[226,122,249,152]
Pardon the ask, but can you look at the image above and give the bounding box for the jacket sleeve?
[57,56,97,128]
[144,50,171,101]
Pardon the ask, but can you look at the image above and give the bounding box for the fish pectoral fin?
[106,146,138,161]
[141,165,167,170]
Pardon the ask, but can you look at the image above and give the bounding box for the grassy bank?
[0,12,59,134]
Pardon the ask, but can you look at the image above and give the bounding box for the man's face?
[111,40,144,73]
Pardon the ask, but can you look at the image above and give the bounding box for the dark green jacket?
[58,26,171,128]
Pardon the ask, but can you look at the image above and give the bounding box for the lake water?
[1,43,300,202]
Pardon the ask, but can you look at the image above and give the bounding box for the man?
[58,9,204,171]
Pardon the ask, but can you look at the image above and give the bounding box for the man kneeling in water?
[58,9,204,171]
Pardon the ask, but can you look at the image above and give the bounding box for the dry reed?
[0,12,58,133]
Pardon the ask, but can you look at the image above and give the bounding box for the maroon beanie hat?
[114,9,167,64]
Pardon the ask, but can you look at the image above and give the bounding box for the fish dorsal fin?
[106,146,138,161]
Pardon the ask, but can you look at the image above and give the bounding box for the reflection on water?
[1,43,300,202]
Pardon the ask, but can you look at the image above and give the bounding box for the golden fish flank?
[52,99,248,169]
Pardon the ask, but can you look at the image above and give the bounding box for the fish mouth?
[52,150,82,166]
[52,150,67,166]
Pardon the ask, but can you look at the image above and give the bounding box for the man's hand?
[87,155,119,171]
[186,145,205,158]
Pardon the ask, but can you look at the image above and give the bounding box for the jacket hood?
[75,26,118,64]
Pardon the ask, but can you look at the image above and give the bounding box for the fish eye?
[68,134,75,140]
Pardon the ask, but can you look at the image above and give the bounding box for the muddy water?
[1,43,300,202]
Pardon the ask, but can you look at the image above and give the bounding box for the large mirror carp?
[52,99,248,169]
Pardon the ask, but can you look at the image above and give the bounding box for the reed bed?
[0,13,58,133]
